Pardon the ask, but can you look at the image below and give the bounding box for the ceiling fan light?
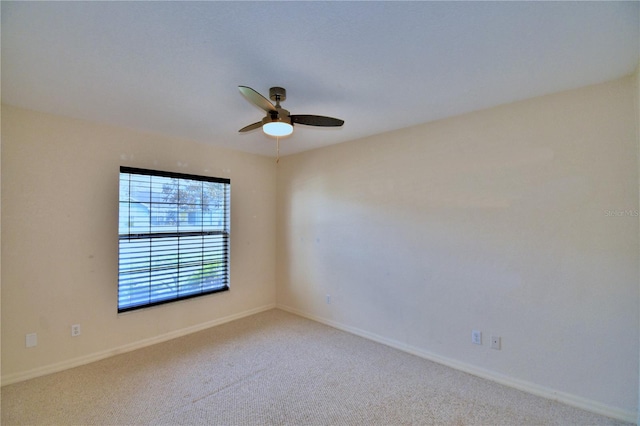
[263,121,293,137]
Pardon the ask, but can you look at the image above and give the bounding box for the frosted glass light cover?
[263,122,293,137]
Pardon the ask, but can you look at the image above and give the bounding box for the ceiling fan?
[238,86,344,137]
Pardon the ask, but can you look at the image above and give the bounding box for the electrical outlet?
[326,294,331,304]
[71,324,81,337]
[491,335,501,350]
[26,333,37,348]
[471,330,482,345]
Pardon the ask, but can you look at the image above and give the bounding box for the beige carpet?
[1,309,631,425]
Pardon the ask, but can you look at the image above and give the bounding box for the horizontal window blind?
[118,167,230,313]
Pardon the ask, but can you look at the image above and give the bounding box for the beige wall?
[276,76,639,418]
[636,65,640,425]
[1,105,277,381]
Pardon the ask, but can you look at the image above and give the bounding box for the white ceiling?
[2,1,639,157]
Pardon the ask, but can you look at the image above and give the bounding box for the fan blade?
[238,86,276,113]
[291,115,344,127]
[239,121,263,132]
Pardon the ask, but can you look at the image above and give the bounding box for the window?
[118,167,230,313]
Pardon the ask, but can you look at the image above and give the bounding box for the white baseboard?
[1,303,276,387]
[277,304,637,424]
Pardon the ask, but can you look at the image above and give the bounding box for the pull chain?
[276,136,280,164]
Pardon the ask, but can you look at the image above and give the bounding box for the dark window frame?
[118,166,230,313]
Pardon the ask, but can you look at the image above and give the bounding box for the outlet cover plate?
[471,330,482,345]
[26,333,37,348]
[491,335,501,350]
